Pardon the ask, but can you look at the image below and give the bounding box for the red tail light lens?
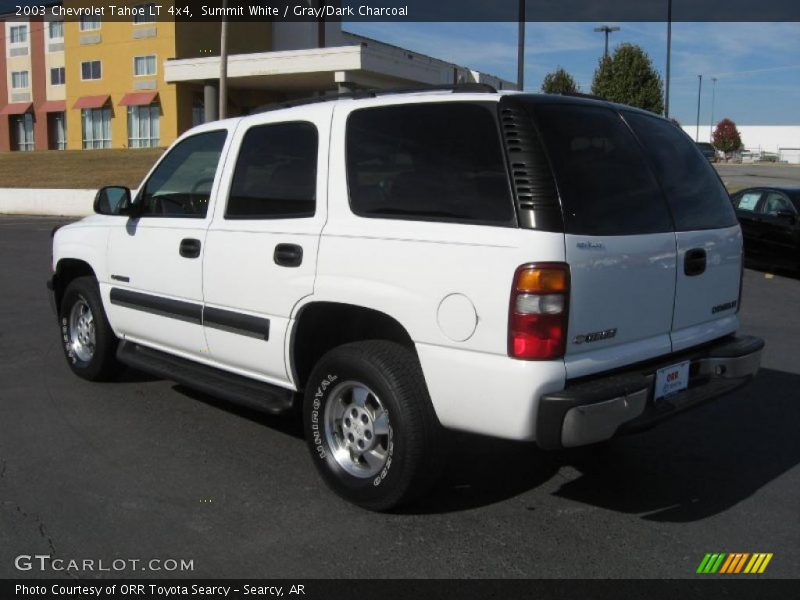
[508,263,570,360]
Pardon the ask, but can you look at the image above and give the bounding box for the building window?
[127,104,160,148]
[192,102,205,127]
[82,108,112,149]
[79,16,101,31]
[50,67,65,86]
[133,55,156,77]
[11,71,29,89]
[134,3,157,23]
[9,25,27,44]
[12,113,34,151]
[49,20,64,39]
[81,60,102,80]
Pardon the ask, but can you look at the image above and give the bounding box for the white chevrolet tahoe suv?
[49,87,764,510]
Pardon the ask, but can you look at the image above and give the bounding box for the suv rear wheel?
[303,341,444,511]
[59,276,120,381]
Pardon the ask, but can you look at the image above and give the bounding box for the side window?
[759,192,795,216]
[226,122,318,219]
[733,192,761,212]
[138,130,227,218]
[624,112,738,231]
[346,103,515,226]
[533,104,672,235]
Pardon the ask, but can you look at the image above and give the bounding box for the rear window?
[346,103,515,226]
[533,104,673,236]
[624,112,738,231]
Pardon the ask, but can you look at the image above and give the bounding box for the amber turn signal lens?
[515,267,569,293]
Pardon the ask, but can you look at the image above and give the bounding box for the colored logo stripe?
[697,553,773,574]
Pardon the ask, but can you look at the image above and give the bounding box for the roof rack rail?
[559,91,607,102]
[253,83,497,114]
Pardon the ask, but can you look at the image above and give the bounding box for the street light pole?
[517,0,525,91]
[664,0,672,117]
[594,25,620,60]
[219,0,229,119]
[710,77,718,138]
[695,74,703,142]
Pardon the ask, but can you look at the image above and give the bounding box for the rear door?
[201,109,329,386]
[757,190,799,267]
[624,112,742,352]
[531,102,678,378]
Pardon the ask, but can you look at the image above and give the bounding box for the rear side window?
[624,112,738,231]
[733,192,761,212]
[533,104,672,236]
[226,122,317,219]
[346,103,515,226]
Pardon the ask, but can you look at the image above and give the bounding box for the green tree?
[591,43,664,114]
[541,67,579,94]
[712,118,743,159]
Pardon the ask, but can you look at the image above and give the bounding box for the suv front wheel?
[59,276,120,381]
[303,341,444,511]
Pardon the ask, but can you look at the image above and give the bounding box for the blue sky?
[345,22,800,126]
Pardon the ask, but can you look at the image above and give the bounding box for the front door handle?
[684,248,707,276]
[179,238,201,259]
[274,243,303,267]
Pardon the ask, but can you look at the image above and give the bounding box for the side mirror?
[94,186,132,216]
[775,209,797,224]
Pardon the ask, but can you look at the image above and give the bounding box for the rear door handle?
[179,238,202,259]
[684,248,707,276]
[274,243,303,267]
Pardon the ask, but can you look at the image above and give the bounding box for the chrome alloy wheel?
[323,381,391,478]
[68,296,96,362]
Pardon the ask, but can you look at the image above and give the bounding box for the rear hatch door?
[528,100,679,379]
[623,111,742,352]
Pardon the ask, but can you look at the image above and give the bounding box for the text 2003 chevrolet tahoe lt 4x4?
[49,87,763,510]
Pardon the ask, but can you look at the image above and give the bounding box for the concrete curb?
[0,188,96,217]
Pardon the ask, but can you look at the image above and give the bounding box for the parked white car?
[49,87,763,510]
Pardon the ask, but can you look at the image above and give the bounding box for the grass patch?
[0,148,164,189]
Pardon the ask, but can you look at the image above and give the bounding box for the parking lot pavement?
[1,215,799,579]
[715,163,800,191]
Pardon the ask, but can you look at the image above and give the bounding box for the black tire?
[303,340,444,511]
[59,276,120,381]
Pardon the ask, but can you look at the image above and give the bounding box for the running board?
[117,341,295,415]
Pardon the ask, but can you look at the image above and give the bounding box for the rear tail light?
[508,263,570,360]
[737,249,744,313]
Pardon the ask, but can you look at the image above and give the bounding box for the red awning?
[39,100,66,113]
[118,92,158,107]
[0,102,32,115]
[72,95,110,110]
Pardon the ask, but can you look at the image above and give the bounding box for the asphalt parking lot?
[1,215,799,579]
[715,163,800,191]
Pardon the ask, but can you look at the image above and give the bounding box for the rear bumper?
[536,335,764,450]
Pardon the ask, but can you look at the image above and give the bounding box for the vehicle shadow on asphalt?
[406,368,800,519]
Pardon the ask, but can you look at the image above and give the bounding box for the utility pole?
[710,77,718,138]
[695,74,703,142]
[219,0,229,119]
[664,0,672,117]
[517,0,525,91]
[594,25,620,60]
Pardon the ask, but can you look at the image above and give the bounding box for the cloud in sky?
[345,21,800,125]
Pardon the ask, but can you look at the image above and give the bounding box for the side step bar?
[117,341,295,415]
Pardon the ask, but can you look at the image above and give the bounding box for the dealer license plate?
[654,360,690,401]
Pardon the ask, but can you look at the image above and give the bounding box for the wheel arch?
[289,301,416,391]
[53,258,97,314]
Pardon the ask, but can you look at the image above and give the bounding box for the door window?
[759,192,795,216]
[226,122,318,219]
[733,192,761,212]
[137,130,227,218]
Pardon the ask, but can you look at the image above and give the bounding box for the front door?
[105,128,231,358]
